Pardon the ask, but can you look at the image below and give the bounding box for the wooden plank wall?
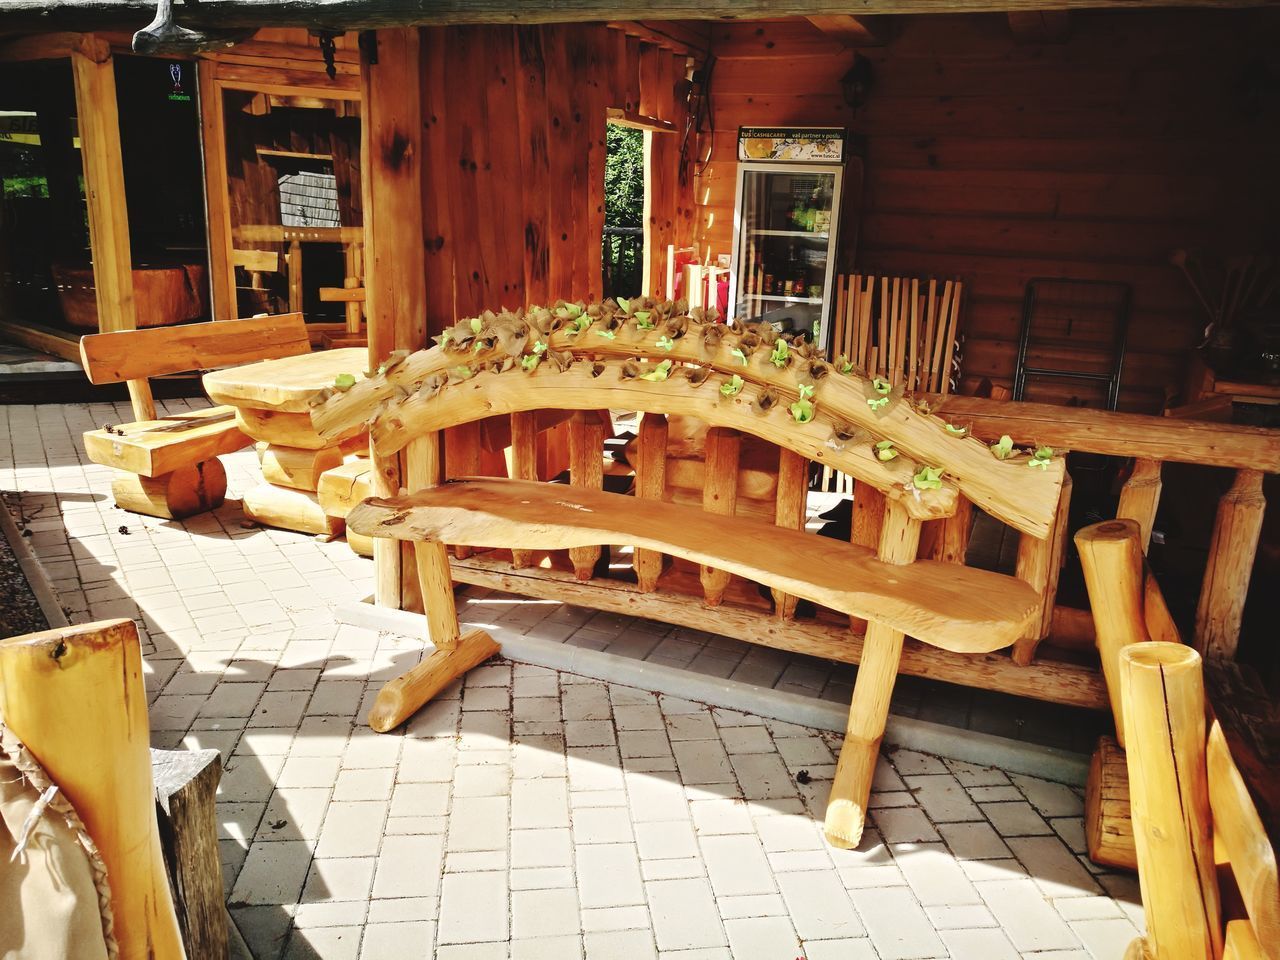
[695,11,1280,411]
[420,23,695,336]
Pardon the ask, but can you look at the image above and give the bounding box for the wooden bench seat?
[349,477,1038,654]
[79,313,309,519]
[83,406,248,477]
[349,476,1039,850]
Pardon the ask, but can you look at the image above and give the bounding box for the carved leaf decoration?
[617,296,631,313]
[655,335,675,351]
[769,339,791,368]
[377,350,410,376]
[634,311,655,330]
[620,360,641,380]
[470,317,483,334]
[595,328,617,340]
[701,324,727,353]
[528,307,554,334]
[828,421,870,450]
[498,356,516,373]
[835,355,856,375]
[944,423,968,437]
[875,440,899,462]
[334,373,356,391]
[1028,444,1054,469]
[790,397,815,423]
[797,383,815,400]
[753,387,780,414]
[913,466,944,490]
[449,365,475,383]
[991,435,1015,460]
[685,366,712,386]
[520,353,541,372]
[547,348,574,372]
[804,359,830,382]
[753,322,779,345]
[664,315,689,340]
[639,359,674,382]
[590,361,607,378]
[731,347,749,366]
[720,374,745,397]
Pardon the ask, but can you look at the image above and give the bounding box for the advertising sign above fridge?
[737,127,846,163]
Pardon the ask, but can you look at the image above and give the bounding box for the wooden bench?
[79,313,310,519]
[351,478,1040,848]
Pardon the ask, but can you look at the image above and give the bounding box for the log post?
[1195,469,1265,660]
[71,41,155,422]
[569,411,607,579]
[848,482,886,632]
[1075,519,1150,745]
[509,412,538,569]
[772,448,809,619]
[0,620,185,960]
[633,412,669,591]
[402,432,443,612]
[1117,458,1163,553]
[362,28,428,610]
[699,426,741,605]
[1013,472,1073,665]
[825,500,921,848]
[1119,642,1221,960]
[152,748,225,960]
[923,494,973,566]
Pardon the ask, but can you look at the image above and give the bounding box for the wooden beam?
[71,41,156,421]
[1195,469,1266,660]
[605,106,676,133]
[805,14,893,46]
[606,20,710,56]
[0,31,109,62]
[6,0,1261,33]
[1007,10,1072,42]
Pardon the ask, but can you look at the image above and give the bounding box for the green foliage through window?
[603,124,644,300]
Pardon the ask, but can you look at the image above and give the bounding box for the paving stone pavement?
[1,400,1144,959]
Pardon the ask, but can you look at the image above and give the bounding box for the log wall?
[694,11,1280,411]
[420,23,695,334]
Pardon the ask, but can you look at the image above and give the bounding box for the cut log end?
[367,628,499,733]
[111,458,227,519]
[823,800,867,850]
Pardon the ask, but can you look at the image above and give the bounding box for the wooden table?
[204,348,368,536]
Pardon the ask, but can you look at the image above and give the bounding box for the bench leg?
[367,541,499,732]
[825,623,904,848]
[111,458,227,520]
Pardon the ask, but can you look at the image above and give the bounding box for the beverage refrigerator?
[728,127,846,352]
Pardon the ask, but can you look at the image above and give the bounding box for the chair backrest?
[79,313,310,386]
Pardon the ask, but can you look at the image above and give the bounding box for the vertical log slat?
[509,412,538,569]
[1120,642,1222,960]
[772,447,809,619]
[1195,468,1265,660]
[848,482,886,632]
[633,412,669,591]
[569,411,607,579]
[699,426,741,605]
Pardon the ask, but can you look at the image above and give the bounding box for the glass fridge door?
[732,164,840,347]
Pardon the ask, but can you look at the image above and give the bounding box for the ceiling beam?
[607,20,710,56]
[0,0,1272,34]
[1007,10,1072,42]
[805,14,892,46]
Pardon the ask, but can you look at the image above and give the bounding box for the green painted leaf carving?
[798,383,815,400]
[769,340,790,368]
[639,359,673,382]
[944,423,968,437]
[720,374,745,397]
[991,435,1015,460]
[616,297,631,313]
[790,397,815,423]
[595,328,617,340]
[453,365,474,380]
[333,373,356,391]
[470,317,483,333]
[867,396,889,411]
[520,353,541,372]
[655,335,675,351]
[875,440,898,462]
[532,340,548,354]
[872,376,893,395]
[731,347,748,366]
[913,466,944,490]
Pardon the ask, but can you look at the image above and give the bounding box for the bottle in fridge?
[730,126,845,352]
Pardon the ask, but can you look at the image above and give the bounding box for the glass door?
[732,164,841,348]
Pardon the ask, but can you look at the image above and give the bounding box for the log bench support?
[367,540,500,733]
[111,457,228,520]
[825,499,921,848]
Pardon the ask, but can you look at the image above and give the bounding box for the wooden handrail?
[935,395,1280,472]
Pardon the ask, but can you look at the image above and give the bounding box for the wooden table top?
[203,347,366,412]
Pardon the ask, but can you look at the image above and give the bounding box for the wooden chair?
[79,313,310,519]
[316,303,1067,850]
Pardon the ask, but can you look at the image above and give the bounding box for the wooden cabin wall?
[418,23,694,336]
[696,11,1280,412]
